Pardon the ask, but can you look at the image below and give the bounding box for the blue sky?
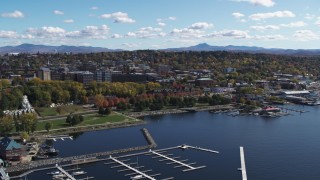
[0,0,320,50]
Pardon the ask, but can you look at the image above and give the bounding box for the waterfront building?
[0,137,23,161]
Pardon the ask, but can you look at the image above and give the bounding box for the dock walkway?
[239,146,247,180]
[109,156,156,180]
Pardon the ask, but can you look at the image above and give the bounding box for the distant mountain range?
[162,43,320,56]
[0,43,122,54]
[1,43,320,56]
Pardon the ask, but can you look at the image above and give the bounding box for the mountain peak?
[194,43,211,48]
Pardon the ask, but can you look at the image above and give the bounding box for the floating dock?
[109,156,156,180]
[149,150,206,172]
[45,135,73,141]
[180,145,219,154]
[239,146,247,180]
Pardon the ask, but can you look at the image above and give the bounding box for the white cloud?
[91,7,98,10]
[1,10,24,18]
[27,25,110,39]
[53,10,64,15]
[250,25,280,31]
[27,26,66,37]
[171,28,205,38]
[252,34,285,40]
[100,12,135,23]
[111,34,122,39]
[280,21,306,28]
[206,30,250,39]
[122,43,139,48]
[189,22,213,30]
[64,19,74,23]
[233,0,275,7]
[168,17,177,21]
[133,27,165,38]
[66,25,110,39]
[126,32,136,37]
[305,13,315,20]
[21,34,34,39]
[316,18,320,26]
[158,22,166,27]
[232,12,245,18]
[293,30,318,41]
[0,31,18,38]
[170,22,214,38]
[249,11,295,21]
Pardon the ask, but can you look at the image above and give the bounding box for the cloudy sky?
[1,0,320,50]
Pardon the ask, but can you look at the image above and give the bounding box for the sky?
[0,0,320,50]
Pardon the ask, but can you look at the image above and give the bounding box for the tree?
[45,122,52,132]
[20,132,29,141]
[0,115,14,135]
[98,107,105,115]
[66,115,72,125]
[71,115,81,126]
[105,107,111,115]
[79,115,84,122]
[94,94,104,108]
[19,113,37,134]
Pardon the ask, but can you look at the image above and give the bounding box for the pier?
[180,145,219,154]
[279,107,308,113]
[149,150,206,172]
[7,128,157,174]
[239,146,247,180]
[109,156,156,180]
[11,144,218,179]
[45,135,73,141]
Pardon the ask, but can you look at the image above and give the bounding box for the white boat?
[52,174,66,178]
[131,175,143,179]
[47,171,60,175]
[72,170,87,176]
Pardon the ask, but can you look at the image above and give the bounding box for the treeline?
[0,78,161,111]
[94,92,231,112]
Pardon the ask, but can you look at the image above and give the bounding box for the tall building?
[76,71,94,85]
[36,67,51,80]
[94,70,112,82]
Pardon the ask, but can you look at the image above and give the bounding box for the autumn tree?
[94,94,105,108]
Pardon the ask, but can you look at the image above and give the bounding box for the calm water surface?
[27,105,320,180]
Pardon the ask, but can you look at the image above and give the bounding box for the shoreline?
[31,104,234,136]
[123,104,235,118]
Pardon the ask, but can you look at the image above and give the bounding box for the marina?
[7,104,320,179]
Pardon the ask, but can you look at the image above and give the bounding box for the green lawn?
[36,113,137,131]
[36,105,85,117]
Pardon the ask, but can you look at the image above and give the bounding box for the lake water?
[27,105,320,180]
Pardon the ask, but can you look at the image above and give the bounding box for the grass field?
[36,113,137,131]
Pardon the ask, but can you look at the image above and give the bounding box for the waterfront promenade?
[124,105,235,118]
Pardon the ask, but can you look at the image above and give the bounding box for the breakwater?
[7,128,157,175]
[141,128,157,148]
